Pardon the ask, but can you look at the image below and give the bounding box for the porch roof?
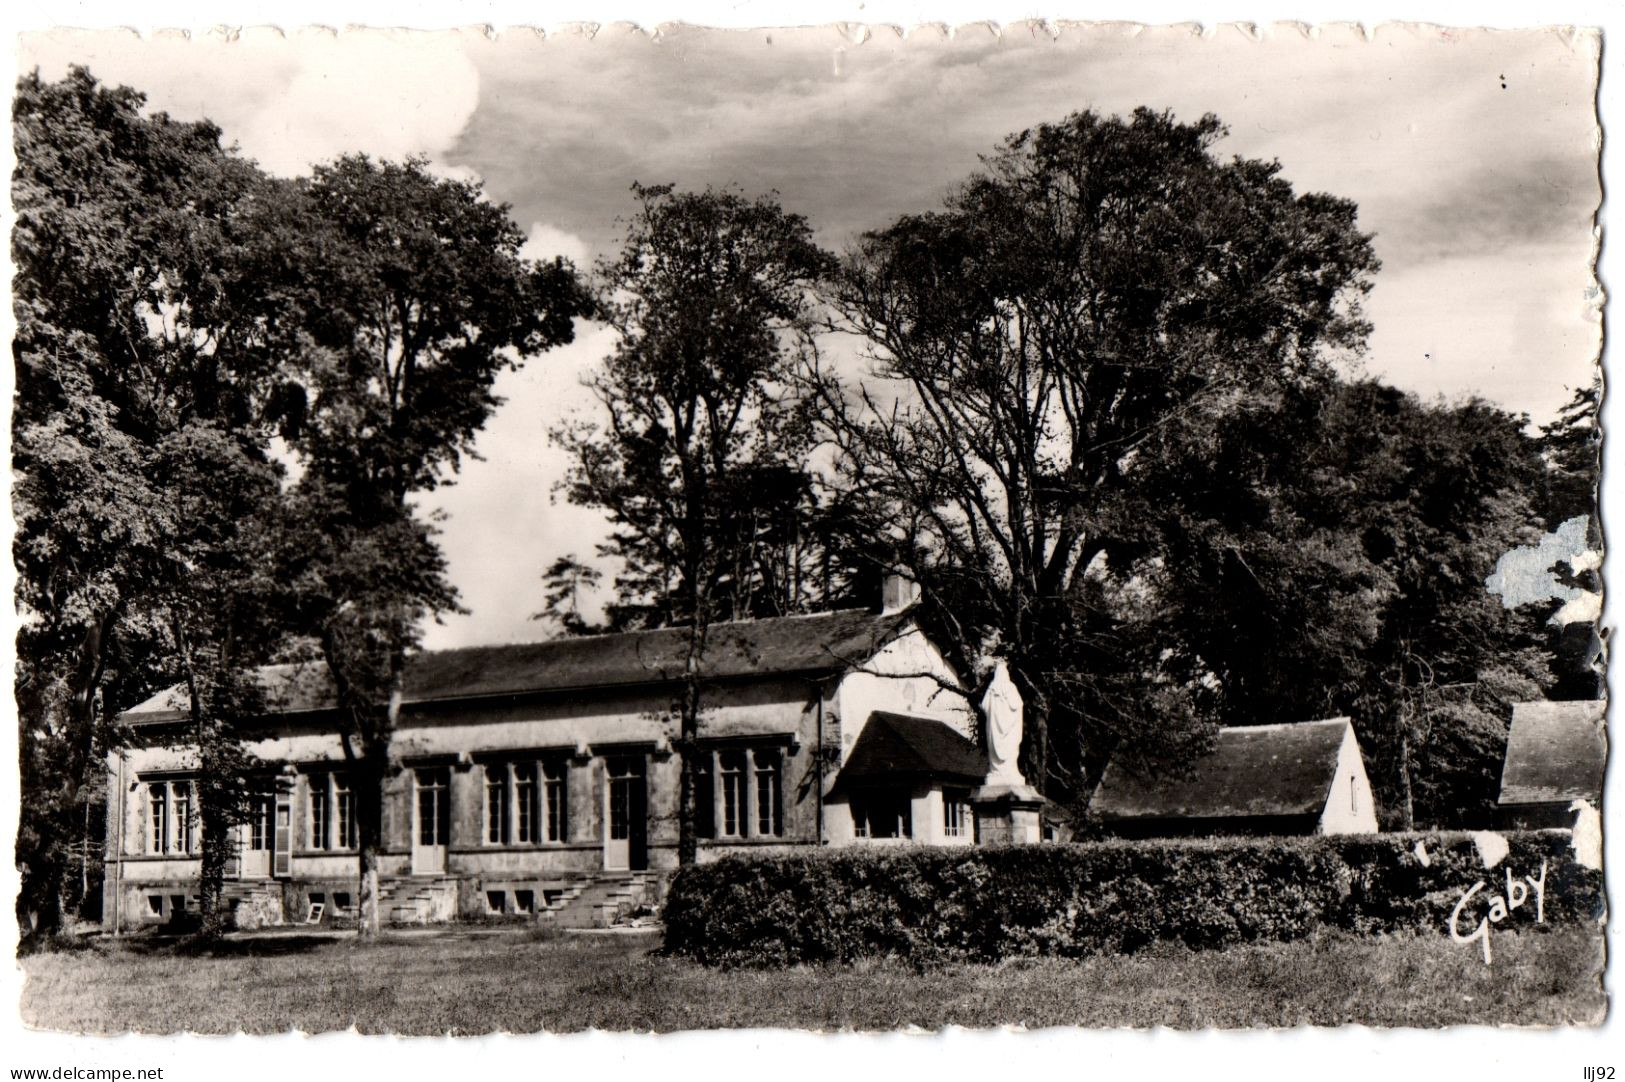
[834,711,989,789]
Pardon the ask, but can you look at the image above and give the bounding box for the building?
[1092,717,1379,838]
[1495,699,1606,829]
[103,579,1043,930]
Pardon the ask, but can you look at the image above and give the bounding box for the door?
[239,794,273,878]
[413,767,450,875]
[604,755,647,871]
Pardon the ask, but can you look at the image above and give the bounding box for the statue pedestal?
[972,784,1044,845]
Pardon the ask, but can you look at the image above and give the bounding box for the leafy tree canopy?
[818,107,1381,801]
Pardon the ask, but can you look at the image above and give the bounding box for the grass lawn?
[20,926,1604,1033]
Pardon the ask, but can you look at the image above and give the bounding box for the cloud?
[420,321,618,650]
[226,29,481,174]
[520,222,592,269]
[1363,242,1600,423]
[20,27,483,176]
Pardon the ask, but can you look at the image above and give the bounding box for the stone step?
[546,874,658,929]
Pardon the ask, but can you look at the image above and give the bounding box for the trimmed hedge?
[662,832,1604,967]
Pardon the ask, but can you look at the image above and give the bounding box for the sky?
[15,22,1604,649]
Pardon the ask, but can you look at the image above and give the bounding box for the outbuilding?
[1093,717,1379,838]
[1494,699,1606,829]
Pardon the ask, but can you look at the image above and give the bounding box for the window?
[719,750,747,837]
[308,773,357,850]
[607,756,637,842]
[145,780,195,855]
[485,764,511,845]
[943,789,971,839]
[1350,776,1358,815]
[249,794,272,851]
[149,785,168,854]
[695,745,786,841]
[335,776,356,848]
[754,749,782,837]
[172,786,192,854]
[514,764,536,843]
[542,760,567,842]
[692,755,715,838]
[852,791,912,840]
[310,778,329,849]
[481,759,569,846]
[416,768,449,846]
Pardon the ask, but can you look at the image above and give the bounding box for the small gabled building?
[1093,717,1379,838]
[103,579,1041,930]
[824,712,989,846]
[1495,700,1606,829]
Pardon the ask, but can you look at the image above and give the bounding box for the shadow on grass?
[108,932,343,958]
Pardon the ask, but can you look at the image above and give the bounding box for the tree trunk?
[197,795,233,939]
[676,660,702,867]
[1396,722,1416,832]
[356,745,387,937]
[358,641,406,936]
[1011,664,1048,800]
[174,612,231,940]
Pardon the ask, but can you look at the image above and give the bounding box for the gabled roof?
[1497,700,1606,806]
[833,711,988,789]
[121,608,914,725]
[1095,718,1353,821]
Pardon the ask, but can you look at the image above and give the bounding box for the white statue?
[981,661,1028,788]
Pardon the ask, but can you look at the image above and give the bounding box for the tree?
[271,155,587,934]
[815,108,1380,810]
[534,555,605,635]
[1140,379,1551,827]
[1311,384,1550,827]
[12,68,290,942]
[556,183,835,864]
[1530,381,1604,701]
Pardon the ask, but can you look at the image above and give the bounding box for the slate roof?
[122,608,914,724]
[1094,718,1353,821]
[832,711,989,790]
[1497,700,1606,806]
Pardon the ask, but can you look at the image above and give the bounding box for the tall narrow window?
[172,784,192,854]
[485,764,510,845]
[310,776,331,850]
[417,769,449,846]
[607,757,635,842]
[148,784,169,854]
[514,763,537,844]
[1350,776,1358,815]
[542,759,567,842]
[335,776,356,849]
[753,749,782,837]
[719,750,747,837]
[692,754,715,839]
[943,789,970,839]
[250,793,271,851]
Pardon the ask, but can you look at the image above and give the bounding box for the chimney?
[881,572,920,615]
